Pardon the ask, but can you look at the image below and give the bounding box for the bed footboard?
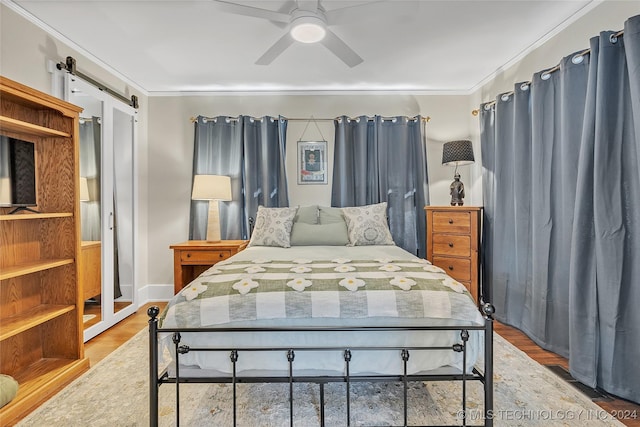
[148,304,495,427]
[149,306,161,425]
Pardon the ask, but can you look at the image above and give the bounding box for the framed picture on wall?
[298,140,328,185]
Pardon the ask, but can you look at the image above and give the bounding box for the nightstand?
[425,206,482,304]
[170,240,248,294]
[80,241,102,301]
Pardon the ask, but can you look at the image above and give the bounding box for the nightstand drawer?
[171,240,249,294]
[432,256,471,282]
[180,250,232,263]
[432,211,471,234]
[432,234,470,257]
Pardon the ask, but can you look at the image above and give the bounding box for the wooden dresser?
[170,240,248,294]
[425,206,482,304]
[80,241,101,301]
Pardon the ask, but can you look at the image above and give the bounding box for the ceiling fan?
[210,0,404,68]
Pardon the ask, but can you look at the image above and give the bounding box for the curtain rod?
[57,56,139,109]
[79,116,100,123]
[190,115,431,123]
[472,29,625,116]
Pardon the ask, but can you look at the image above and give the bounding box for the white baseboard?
[137,283,174,307]
[118,283,134,300]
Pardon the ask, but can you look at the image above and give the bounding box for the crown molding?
[3,0,149,96]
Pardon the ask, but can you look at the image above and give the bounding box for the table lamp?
[191,175,232,242]
[442,140,475,206]
[79,177,90,202]
[0,177,11,205]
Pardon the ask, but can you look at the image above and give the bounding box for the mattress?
[159,245,485,376]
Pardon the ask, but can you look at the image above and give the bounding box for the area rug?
[18,329,623,426]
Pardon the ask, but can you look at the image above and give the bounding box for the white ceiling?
[9,0,597,94]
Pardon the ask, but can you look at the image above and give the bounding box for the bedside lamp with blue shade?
[442,140,475,206]
[191,175,232,242]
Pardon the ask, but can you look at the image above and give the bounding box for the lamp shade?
[79,177,90,202]
[191,175,232,201]
[442,140,475,166]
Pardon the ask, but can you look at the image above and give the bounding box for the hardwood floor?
[495,322,640,427]
[84,302,167,365]
[85,304,639,426]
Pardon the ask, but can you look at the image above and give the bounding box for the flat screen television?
[0,135,37,210]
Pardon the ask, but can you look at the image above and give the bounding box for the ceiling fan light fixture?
[290,15,326,43]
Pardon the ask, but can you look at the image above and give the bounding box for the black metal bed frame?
[148,302,495,427]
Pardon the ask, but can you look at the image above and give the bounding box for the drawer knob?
[219,253,224,258]
[448,265,454,270]
[186,253,191,258]
[448,219,454,224]
[448,242,454,247]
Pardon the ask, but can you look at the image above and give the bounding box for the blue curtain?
[79,118,101,241]
[331,115,428,257]
[189,115,289,240]
[481,14,640,403]
[569,19,640,403]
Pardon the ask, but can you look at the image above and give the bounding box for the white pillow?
[248,206,298,248]
[342,202,395,246]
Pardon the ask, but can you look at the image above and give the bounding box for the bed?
[149,204,494,426]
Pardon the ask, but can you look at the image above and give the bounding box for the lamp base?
[206,200,222,242]
[449,173,465,206]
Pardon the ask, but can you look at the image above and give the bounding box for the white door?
[64,74,138,341]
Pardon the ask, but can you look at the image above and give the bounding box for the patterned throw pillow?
[248,206,298,248]
[342,202,395,246]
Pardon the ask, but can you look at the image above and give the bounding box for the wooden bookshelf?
[0,115,71,138]
[0,76,90,424]
[0,212,73,221]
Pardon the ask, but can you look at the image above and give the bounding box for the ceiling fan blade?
[295,0,320,12]
[320,29,363,68]
[255,33,295,65]
[272,0,298,28]
[325,1,417,25]
[210,0,290,23]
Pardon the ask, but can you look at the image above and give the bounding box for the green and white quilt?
[161,255,484,329]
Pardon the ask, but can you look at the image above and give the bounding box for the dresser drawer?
[432,211,471,234]
[180,250,232,264]
[432,256,471,282]
[432,234,470,257]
